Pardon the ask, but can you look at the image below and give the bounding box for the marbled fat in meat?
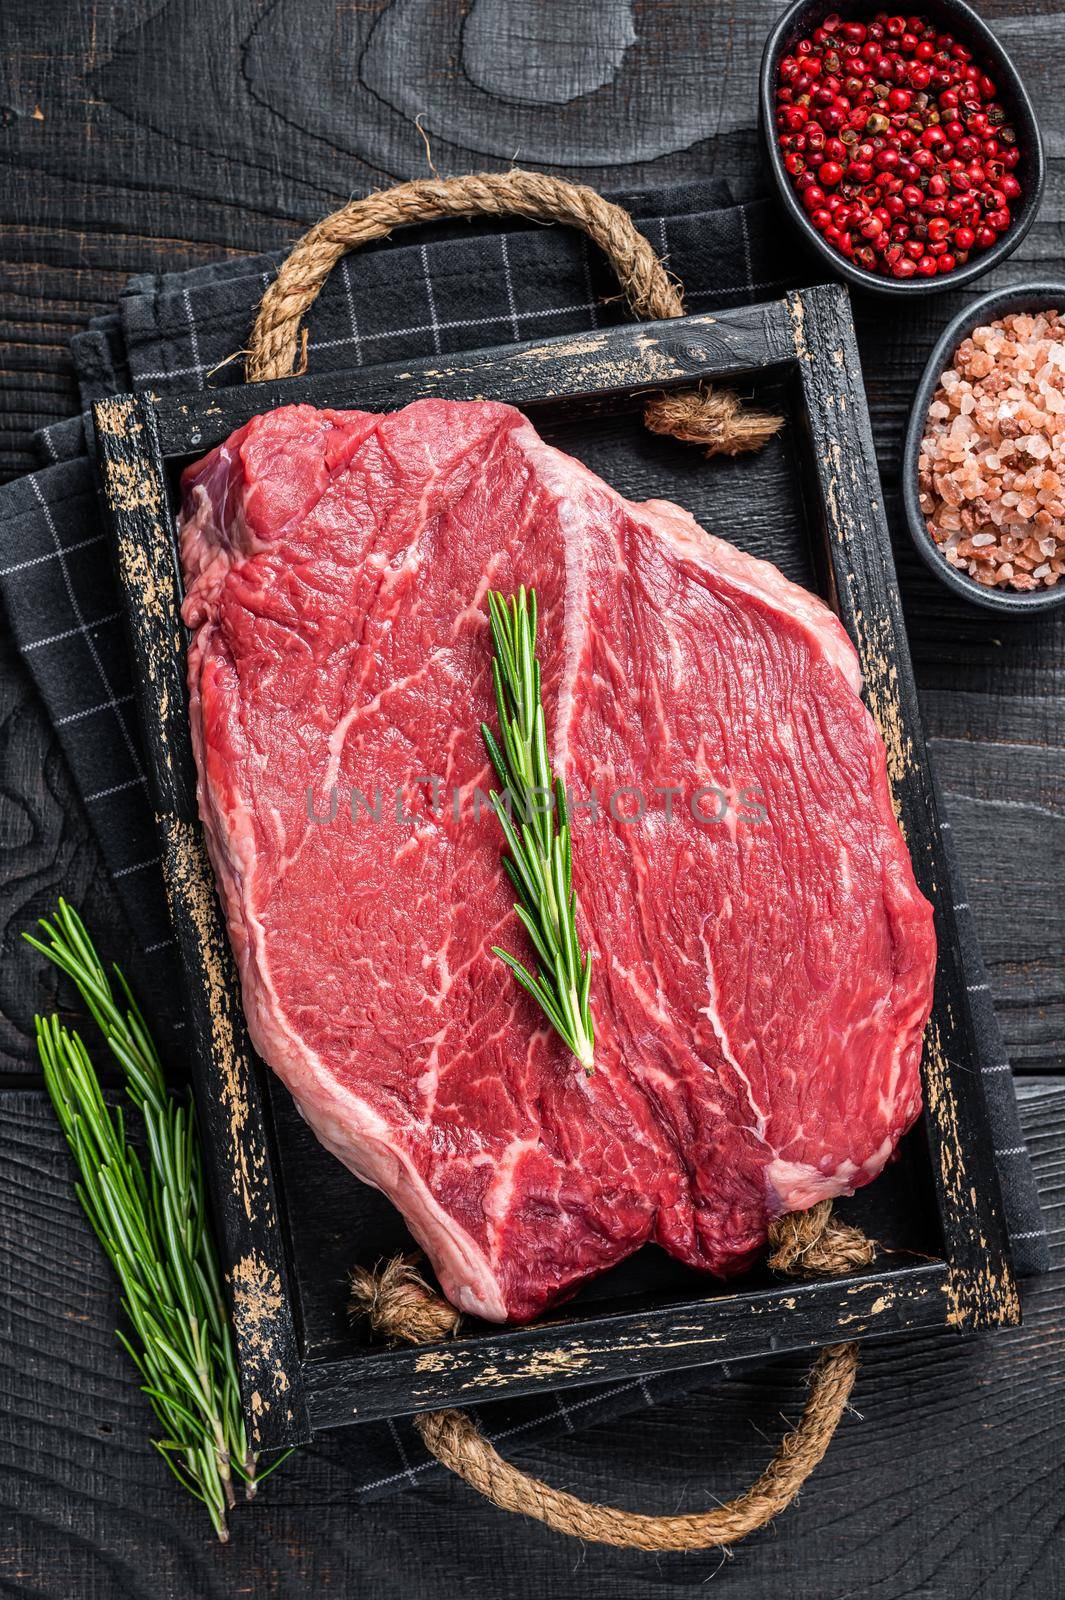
[179,400,935,1323]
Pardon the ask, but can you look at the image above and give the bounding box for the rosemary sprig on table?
[480,587,595,1074]
[24,901,287,1541]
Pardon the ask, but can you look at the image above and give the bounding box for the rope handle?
[350,1202,875,1552]
[246,169,782,457]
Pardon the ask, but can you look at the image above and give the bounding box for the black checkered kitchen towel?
[0,180,1048,1498]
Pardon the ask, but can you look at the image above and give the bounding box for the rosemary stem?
[23,899,277,1539]
[481,588,595,1074]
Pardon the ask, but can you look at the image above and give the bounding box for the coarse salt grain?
[918,310,1065,592]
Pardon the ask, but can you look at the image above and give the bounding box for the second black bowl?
[759,0,1046,297]
[902,281,1065,614]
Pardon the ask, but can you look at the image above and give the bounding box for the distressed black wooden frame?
[91,284,1019,1452]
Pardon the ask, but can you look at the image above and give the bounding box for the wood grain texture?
[787,284,1018,1329]
[94,393,307,1449]
[0,626,135,1082]
[0,1081,1060,1599]
[0,0,1062,1590]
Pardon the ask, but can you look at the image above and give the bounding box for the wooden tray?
[91,283,1019,1452]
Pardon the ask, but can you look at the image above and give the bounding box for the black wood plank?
[147,300,796,456]
[92,395,308,1452]
[303,1264,952,1429]
[0,628,159,1084]
[791,284,1017,1331]
[0,1082,1060,1599]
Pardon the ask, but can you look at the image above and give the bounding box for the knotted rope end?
[768,1199,876,1276]
[350,1254,461,1344]
[643,384,784,458]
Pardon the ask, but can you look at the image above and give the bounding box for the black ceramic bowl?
[759,0,1046,297]
[902,281,1065,614]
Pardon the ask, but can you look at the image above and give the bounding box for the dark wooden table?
[1,3,1062,1595]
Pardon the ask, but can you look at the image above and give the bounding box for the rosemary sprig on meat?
[24,901,288,1540]
[480,587,595,1074]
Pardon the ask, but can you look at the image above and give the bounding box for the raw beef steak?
[179,400,936,1323]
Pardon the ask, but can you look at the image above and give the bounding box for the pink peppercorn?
[775,9,1022,280]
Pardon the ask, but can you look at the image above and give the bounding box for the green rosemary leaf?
[243,1446,294,1486]
[140,1385,207,1435]
[481,589,595,1073]
[512,902,558,975]
[480,721,510,792]
[151,1440,211,1508]
[490,948,573,1041]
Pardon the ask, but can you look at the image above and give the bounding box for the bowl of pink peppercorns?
[759,0,1045,293]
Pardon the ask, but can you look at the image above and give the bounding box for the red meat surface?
[179,399,935,1323]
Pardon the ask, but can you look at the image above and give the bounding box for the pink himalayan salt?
[919,309,1065,591]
